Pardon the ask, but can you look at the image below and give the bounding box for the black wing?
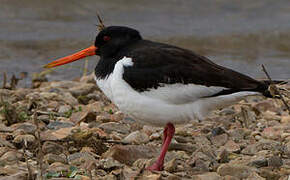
[123,41,268,96]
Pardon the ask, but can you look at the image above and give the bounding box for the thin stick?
[2,72,7,88]
[97,13,105,31]
[261,64,290,114]
[82,59,89,77]
[34,107,44,180]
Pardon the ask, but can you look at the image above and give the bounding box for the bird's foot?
[146,162,164,171]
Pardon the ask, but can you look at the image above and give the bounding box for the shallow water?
[1,0,290,86]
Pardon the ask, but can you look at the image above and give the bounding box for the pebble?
[211,133,228,147]
[164,158,178,172]
[168,142,198,153]
[268,156,283,167]
[42,141,65,155]
[12,123,36,134]
[217,163,254,179]
[211,127,226,136]
[262,127,282,140]
[281,115,290,124]
[13,134,35,147]
[44,153,67,164]
[98,122,130,134]
[192,172,222,180]
[122,131,149,144]
[58,105,72,115]
[47,121,74,130]
[224,140,240,153]
[0,151,23,166]
[102,145,158,165]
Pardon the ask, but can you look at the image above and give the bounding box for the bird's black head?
[94,26,142,57]
[44,26,141,69]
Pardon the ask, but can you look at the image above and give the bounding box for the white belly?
[95,57,260,126]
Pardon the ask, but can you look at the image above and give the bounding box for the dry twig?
[97,13,106,31]
[33,106,44,180]
[261,64,290,114]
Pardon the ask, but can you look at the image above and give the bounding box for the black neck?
[94,40,139,79]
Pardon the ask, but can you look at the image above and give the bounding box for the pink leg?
[163,125,168,145]
[147,123,175,171]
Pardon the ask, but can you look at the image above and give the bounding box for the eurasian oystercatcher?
[44,25,278,171]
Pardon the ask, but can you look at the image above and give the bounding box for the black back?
[94,26,270,97]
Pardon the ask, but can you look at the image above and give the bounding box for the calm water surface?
[1,0,290,86]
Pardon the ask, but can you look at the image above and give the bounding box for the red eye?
[103,36,111,41]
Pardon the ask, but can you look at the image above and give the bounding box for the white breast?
[95,57,261,126]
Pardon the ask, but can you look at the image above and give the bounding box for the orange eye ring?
[103,36,111,41]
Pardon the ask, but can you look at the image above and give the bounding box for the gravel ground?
[0,73,289,180]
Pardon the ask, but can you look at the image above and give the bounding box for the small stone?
[143,174,162,180]
[164,158,178,172]
[42,141,65,155]
[253,101,277,112]
[224,140,240,153]
[168,142,198,153]
[61,92,79,106]
[241,144,259,155]
[99,157,123,170]
[47,162,70,172]
[268,156,283,167]
[211,133,228,147]
[149,132,161,141]
[228,128,247,141]
[217,164,254,179]
[68,152,95,166]
[262,127,282,140]
[102,145,159,165]
[44,153,67,164]
[211,127,226,136]
[37,115,50,124]
[281,115,290,124]
[13,134,35,147]
[193,172,222,180]
[41,127,73,141]
[120,166,139,180]
[0,151,23,166]
[223,175,239,180]
[259,167,281,180]
[47,121,74,130]
[0,172,28,180]
[246,172,265,180]
[69,83,96,97]
[58,105,72,115]
[220,108,236,116]
[194,135,212,146]
[13,123,36,134]
[98,122,130,134]
[248,158,268,168]
[122,131,149,144]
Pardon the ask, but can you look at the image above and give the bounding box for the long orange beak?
[44,45,97,68]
